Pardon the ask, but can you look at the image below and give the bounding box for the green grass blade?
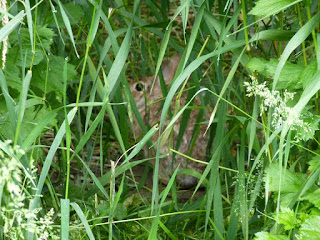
[249,170,263,212]
[251,29,296,41]
[204,99,227,237]
[239,125,248,239]
[56,0,79,58]
[60,199,70,240]
[207,49,245,130]
[282,71,320,208]
[217,5,242,57]
[104,75,127,158]
[149,166,179,239]
[0,7,14,19]
[14,70,32,145]
[180,0,189,42]
[0,10,24,42]
[158,220,178,240]
[249,0,302,17]
[101,11,119,54]
[107,23,133,98]
[77,155,110,201]
[49,0,64,44]
[247,97,260,167]
[28,108,77,210]
[0,182,3,209]
[151,23,172,90]
[0,68,17,138]
[87,57,128,159]
[63,59,72,200]
[27,107,77,240]
[160,89,207,140]
[120,125,158,165]
[115,9,183,52]
[203,10,249,66]
[88,1,102,47]
[70,103,108,162]
[248,124,282,171]
[85,158,150,198]
[183,2,205,64]
[159,43,245,134]
[85,56,99,131]
[24,0,34,52]
[227,184,240,239]
[214,177,225,239]
[273,11,320,90]
[70,202,95,240]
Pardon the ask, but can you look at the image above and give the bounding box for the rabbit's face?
[130,77,153,114]
[131,55,181,120]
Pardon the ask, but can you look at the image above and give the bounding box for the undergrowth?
[1,0,320,239]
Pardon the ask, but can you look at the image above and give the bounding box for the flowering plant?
[244,78,319,141]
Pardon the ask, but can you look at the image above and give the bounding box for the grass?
[1,0,320,239]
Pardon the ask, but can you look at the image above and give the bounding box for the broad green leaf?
[0,100,53,142]
[299,61,318,89]
[19,107,58,157]
[282,69,320,210]
[276,207,300,230]
[10,25,55,51]
[297,216,320,239]
[292,111,320,141]
[265,163,307,193]
[114,203,127,220]
[47,2,84,27]
[6,47,44,68]
[246,57,304,90]
[301,189,320,207]
[254,231,289,240]
[32,55,77,98]
[308,156,320,173]
[246,57,267,73]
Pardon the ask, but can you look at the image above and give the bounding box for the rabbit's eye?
[135,83,144,92]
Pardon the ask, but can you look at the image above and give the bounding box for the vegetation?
[1,0,320,239]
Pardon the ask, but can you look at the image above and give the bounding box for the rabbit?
[130,54,209,188]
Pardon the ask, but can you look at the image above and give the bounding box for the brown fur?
[130,54,208,188]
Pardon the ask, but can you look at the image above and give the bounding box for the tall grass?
[1,0,320,239]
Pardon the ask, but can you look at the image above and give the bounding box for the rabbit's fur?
[130,54,208,188]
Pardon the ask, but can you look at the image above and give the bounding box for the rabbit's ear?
[162,54,180,84]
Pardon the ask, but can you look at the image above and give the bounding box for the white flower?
[244,79,312,141]
[0,143,58,239]
[1,0,8,69]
